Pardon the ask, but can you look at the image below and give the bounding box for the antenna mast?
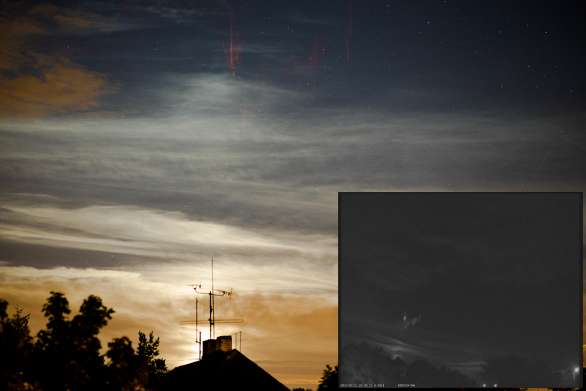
[211,257,214,339]
[195,298,201,359]
[180,257,242,353]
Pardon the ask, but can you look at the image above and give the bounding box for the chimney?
[202,335,233,358]
[203,339,216,357]
[216,336,232,352]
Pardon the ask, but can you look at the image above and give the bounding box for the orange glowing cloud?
[0,61,113,118]
[0,265,337,390]
[0,3,116,118]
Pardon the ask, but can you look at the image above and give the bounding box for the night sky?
[0,1,585,389]
[340,192,581,386]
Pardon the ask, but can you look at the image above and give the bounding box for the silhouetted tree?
[404,359,437,387]
[1,293,169,391]
[0,300,39,390]
[148,358,168,389]
[35,291,114,391]
[317,364,338,390]
[137,331,168,389]
[480,354,560,388]
[292,388,313,391]
[404,359,478,387]
[36,291,71,355]
[137,331,160,358]
[528,356,562,386]
[106,336,145,391]
[340,342,403,386]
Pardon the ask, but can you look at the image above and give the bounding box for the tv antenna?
[180,258,242,356]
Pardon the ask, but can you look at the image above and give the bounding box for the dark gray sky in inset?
[340,192,581,380]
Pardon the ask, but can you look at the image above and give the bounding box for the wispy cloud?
[2,76,584,235]
[0,204,337,269]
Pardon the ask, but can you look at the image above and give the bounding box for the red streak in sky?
[223,16,245,76]
[308,37,325,85]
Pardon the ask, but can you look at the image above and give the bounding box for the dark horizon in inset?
[339,192,582,388]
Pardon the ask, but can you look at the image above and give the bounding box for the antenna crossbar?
[180,319,243,325]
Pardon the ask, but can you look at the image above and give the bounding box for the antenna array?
[180,258,243,359]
